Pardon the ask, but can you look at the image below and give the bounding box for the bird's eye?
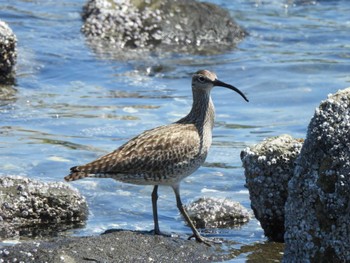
[197,76,206,83]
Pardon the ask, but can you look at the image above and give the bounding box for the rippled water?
[1,0,349,261]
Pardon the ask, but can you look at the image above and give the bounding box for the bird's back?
[64,123,209,185]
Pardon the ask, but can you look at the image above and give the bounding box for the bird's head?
[192,70,249,102]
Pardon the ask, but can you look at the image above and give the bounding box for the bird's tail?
[64,158,111,181]
[64,166,91,181]
[64,150,119,182]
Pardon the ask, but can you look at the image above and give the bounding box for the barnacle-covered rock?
[81,0,246,56]
[0,20,17,83]
[0,176,88,239]
[284,88,350,262]
[241,134,303,242]
[186,197,250,229]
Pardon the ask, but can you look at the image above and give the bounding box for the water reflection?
[228,241,284,262]
[0,85,17,106]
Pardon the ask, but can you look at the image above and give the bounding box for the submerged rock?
[81,0,246,56]
[284,88,350,262]
[0,176,88,239]
[241,135,303,242]
[187,197,250,229]
[0,85,17,106]
[0,20,17,83]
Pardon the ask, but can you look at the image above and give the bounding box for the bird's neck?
[178,89,215,132]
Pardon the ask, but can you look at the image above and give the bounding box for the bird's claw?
[149,229,171,237]
[188,234,212,247]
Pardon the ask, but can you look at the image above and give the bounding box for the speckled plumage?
[64,69,248,244]
[66,123,207,185]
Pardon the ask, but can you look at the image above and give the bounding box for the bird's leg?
[172,184,211,246]
[152,185,161,235]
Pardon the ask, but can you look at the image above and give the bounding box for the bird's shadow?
[101,228,172,238]
[101,228,222,247]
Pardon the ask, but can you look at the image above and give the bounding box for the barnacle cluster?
[0,20,17,82]
[241,134,303,242]
[285,88,350,262]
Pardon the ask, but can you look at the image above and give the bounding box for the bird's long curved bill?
[213,79,249,102]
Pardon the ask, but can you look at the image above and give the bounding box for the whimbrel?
[64,69,248,244]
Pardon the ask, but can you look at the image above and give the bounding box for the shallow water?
[0,0,349,261]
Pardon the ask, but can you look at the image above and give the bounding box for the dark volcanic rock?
[81,0,246,56]
[241,134,303,242]
[284,88,350,262]
[0,21,17,83]
[0,176,88,239]
[0,230,218,262]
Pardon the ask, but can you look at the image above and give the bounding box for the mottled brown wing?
[65,123,201,181]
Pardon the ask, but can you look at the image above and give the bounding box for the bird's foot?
[148,229,171,237]
[188,234,212,247]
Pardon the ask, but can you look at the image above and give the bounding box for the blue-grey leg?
[152,185,161,235]
[172,184,210,246]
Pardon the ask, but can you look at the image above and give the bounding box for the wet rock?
[0,176,88,239]
[0,230,219,262]
[284,88,350,262]
[0,229,286,262]
[241,135,303,242]
[187,197,250,229]
[81,0,246,56]
[0,21,16,83]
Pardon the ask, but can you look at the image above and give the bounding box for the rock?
[284,88,350,262]
[0,21,17,83]
[186,197,250,229]
[0,230,219,262]
[241,135,303,242]
[81,0,246,56]
[0,229,286,262]
[0,176,88,239]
